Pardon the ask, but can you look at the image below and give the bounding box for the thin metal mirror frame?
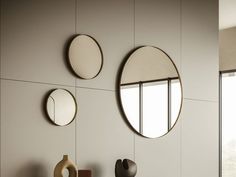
[117,46,183,138]
[67,34,104,80]
[45,88,78,126]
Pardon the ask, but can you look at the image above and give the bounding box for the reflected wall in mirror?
[118,46,182,138]
[68,34,103,79]
[46,89,77,126]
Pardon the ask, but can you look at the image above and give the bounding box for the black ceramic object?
[115,159,137,177]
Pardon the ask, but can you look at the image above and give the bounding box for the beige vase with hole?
[54,155,78,177]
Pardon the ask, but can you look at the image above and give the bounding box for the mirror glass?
[46,89,77,126]
[118,46,182,138]
[68,34,103,79]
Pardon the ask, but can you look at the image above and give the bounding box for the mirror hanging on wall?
[46,89,77,126]
[68,34,103,79]
[118,46,183,138]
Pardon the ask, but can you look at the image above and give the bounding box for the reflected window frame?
[120,76,180,135]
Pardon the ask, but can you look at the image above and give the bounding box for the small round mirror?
[118,46,182,138]
[68,34,103,79]
[46,89,77,126]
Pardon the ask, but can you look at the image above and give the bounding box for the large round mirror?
[46,89,77,126]
[118,46,182,138]
[68,34,103,79]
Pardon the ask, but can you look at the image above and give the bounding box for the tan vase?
[54,155,78,177]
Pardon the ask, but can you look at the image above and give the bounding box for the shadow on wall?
[15,162,103,177]
[15,162,48,177]
[41,89,56,125]
[63,34,80,78]
[86,163,103,177]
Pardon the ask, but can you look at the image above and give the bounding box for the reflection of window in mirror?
[221,71,236,177]
[120,77,180,138]
[143,81,168,138]
[121,84,139,131]
[171,79,181,127]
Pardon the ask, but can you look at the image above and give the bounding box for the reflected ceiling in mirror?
[68,34,103,79]
[46,89,77,126]
[118,46,182,138]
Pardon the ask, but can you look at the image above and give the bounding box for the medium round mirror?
[68,34,103,79]
[46,89,77,126]
[118,46,182,138]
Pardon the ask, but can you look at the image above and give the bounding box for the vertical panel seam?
[75,0,78,165]
[134,0,136,49]
[133,0,136,162]
[0,0,2,175]
[75,0,78,34]
[180,0,182,176]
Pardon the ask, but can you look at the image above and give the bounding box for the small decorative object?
[78,170,92,177]
[45,89,77,126]
[115,159,137,177]
[68,34,103,79]
[54,155,78,177]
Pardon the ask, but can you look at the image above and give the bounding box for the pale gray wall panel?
[76,88,134,177]
[0,0,219,177]
[181,2,219,176]
[182,0,219,101]
[1,80,76,177]
[134,1,182,176]
[219,27,236,71]
[135,120,181,177]
[135,0,181,71]
[181,100,218,177]
[1,0,75,86]
[75,0,133,90]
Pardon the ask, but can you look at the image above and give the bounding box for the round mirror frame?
[68,34,103,80]
[117,46,183,138]
[45,88,78,126]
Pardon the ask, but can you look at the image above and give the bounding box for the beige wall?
[0,0,219,177]
[220,27,236,71]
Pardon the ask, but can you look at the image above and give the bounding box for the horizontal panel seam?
[0,78,115,92]
[184,97,218,103]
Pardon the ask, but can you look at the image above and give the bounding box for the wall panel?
[0,0,219,177]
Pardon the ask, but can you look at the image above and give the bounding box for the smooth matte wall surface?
[0,0,218,177]
[220,27,236,71]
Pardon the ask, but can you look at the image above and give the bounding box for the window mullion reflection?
[168,78,171,131]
